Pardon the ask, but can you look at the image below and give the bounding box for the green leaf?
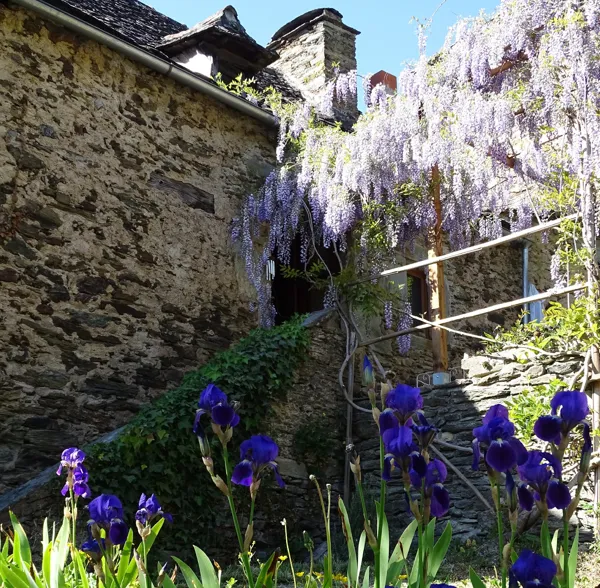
[0,562,31,588]
[568,526,579,588]
[338,498,358,588]
[469,567,487,588]
[376,504,389,588]
[356,530,367,585]
[140,518,166,559]
[73,550,90,588]
[255,552,276,588]
[427,522,452,581]
[194,546,220,588]
[9,511,32,570]
[117,529,135,584]
[541,520,552,560]
[172,557,202,588]
[361,566,370,588]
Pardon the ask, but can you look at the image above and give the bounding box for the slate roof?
[42,0,303,102]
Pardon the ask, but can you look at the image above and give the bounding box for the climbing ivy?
[85,316,310,559]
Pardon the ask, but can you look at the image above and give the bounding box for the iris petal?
[108,519,128,546]
[508,437,528,466]
[431,485,450,517]
[486,439,517,472]
[379,410,398,437]
[198,384,228,411]
[212,404,236,427]
[472,439,481,471]
[269,462,286,488]
[510,550,557,587]
[517,485,534,511]
[534,415,562,444]
[483,404,509,424]
[551,391,589,429]
[231,460,253,486]
[547,480,571,510]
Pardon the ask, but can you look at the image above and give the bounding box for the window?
[407,269,429,329]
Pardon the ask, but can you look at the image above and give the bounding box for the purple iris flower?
[412,413,438,450]
[193,384,240,437]
[383,383,423,426]
[57,447,91,498]
[382,425,419,481]
[534,390,589,445]
[517,451,571,511]
[509,550,556,588]
[81,527,105,560]
[472,404,527,473]
[363,355,374,387]
[409,458,450,517]
[136,493,173,526]
[231,435,285,488]
[57,447,86,475]
[88,494,129,546]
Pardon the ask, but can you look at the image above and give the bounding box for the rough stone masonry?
[0,4,275,494]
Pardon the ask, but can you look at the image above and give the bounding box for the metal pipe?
[522,241,530,324]
[351,213,578,286]
[343,333,355,508]
[359,282,585,347]
[11,0,277,127]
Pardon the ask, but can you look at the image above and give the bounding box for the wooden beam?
[359,283,585,348]
[428,165,448,371]
[352,214,578,286]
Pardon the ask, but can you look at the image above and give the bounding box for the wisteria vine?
[233,0,600,329]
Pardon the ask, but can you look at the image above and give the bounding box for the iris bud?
[212,475,230,497]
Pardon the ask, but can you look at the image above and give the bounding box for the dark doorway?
[272,235,341,324]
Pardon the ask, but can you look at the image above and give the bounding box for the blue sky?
[148,0,499,104]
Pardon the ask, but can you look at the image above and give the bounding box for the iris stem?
[69,487,79,586]
[417,519,424,588]
[311,477,333,584]
[249,498,256,529]
[495,479,506,588]
[375,436,386,588]
[356,478,370,527]
[282,520,297,588]
[222,445,255,588]
[562,509,569,588]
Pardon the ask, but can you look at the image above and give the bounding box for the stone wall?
[0,4,275,495]
[354,349,595,542]
[363,232,554,386]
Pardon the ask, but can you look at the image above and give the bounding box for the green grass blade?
[357,530,367,584]
[255,551,276,588]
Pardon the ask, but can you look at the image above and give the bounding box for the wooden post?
[427,165,448,372]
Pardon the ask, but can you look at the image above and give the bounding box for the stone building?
[0,0,554,542]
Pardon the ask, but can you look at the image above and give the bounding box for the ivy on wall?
[86,316,310,558]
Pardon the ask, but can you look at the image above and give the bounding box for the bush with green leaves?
[86,316,310,558]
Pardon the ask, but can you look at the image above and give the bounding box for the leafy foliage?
[86,317,310,558]
[485,297,600,353]
[507,382,561,444]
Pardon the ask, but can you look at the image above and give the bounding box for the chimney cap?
[268,8,360,48]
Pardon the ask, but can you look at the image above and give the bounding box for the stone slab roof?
[42,0,302,102]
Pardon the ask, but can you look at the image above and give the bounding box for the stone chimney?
[369,70,397,95]
[267,8,360,123]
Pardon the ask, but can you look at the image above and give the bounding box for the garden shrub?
[85,316,310,559]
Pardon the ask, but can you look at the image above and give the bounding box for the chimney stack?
[268,8,360,123]
[368,70,397,95]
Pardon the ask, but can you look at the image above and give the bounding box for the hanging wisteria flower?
[517,451,571,512]
[363,354,374,387]
[231,435,285,497]
[57,447,91,498]
[88,494,129,546]
[193,384,240,450]
[381,383,423,427]
[136,493,173,527]
[472,404,527,472]
[534,390,589,447]
[409,458,450,518]
[509,550,556,588]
